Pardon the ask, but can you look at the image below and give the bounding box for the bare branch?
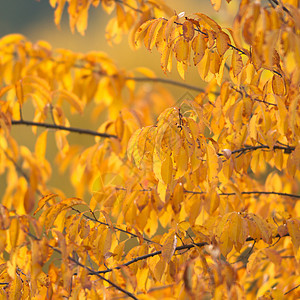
[96,242,208,275]
[27,232,138,300]
[218,144,296,157]
[125,76,208,94]
[70,207,160,245]
[184,190,300,199]
[11,119,117,139]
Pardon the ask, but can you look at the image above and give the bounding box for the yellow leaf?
[192,34,207,65]
[115,113,124,140]
[164,15,178,42]
[204,188,220,214]
[162,231,177,263]
[206,143,221,182]
[7,274,22,300]
[247,249,262,274]
[15,80,24,106]
[0,33,25,47]
[177,60,187,79]
[173,37,189,62]
[0,85,13,98]
[182,20,195,41]
[197,49,211,81]
[24,187,35,214]
[209,51,221,74]
[44,204,66,231]
[287,219,300,260]
[272,75,285,96]
[211,0,222,11]
[194,13,221,32]
[251,214,273,244]
[53,0,66,28]
[34,193,59,216]
[135,20,154,46]
[275,95,288,135]
[154,257,167,281]
[9,218,19,249]
[101,0,115,14]
[161,43,173,73]
[0,205,11,230]
[216,31,230,56]
[231,50,243,77]
[76,3,90,35]
[144,18,164,50]
[35,131,48,161]
[57,89,83,114]
[161,154,173,185]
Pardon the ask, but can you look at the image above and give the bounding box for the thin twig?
[96,242,208,274]
[27,232,138,299]
[114,0,143,13]
[125,76,208,93]
[7,50,207,94]
[284,283,300,295]
[70,207,160,245]
[184,190,300,199]
[11,119,117,139]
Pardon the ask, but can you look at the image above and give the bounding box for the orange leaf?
[211,0,222,11]
[216,31,230,56]
[162,231,177,263]
[15,80,24,106]
[231,50,243,77]
[164,15,178,42]
[182,20,195,41]
[34,194,59,215]
[192,34,207,65]
[173,37,189,62]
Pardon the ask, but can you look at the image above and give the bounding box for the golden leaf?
[182,20,195,41]
[192,34,207,65]
[161,231,177,263]
[216,31,230,56]
[144,18,164,50]
[194,13,221,32]
[173,37,189,62]
[272,75,285,96]
[34,193,59,216]
[164,15,178,42]
[231,50,243,77]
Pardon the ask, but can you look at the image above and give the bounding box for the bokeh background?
[0,0,237,199]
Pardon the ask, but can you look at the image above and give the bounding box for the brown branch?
[11,119,117,139]
[96,242,208,274]
[27,232,138,300]
[284,284,300,295]
[173,20,247,56]
[125,76,208,93]
[114,0,143,13]
[7,50,207,94]
[184,190,300,199]
[269,0,292,16]
[70,207,160,245]
[217,144,296,157]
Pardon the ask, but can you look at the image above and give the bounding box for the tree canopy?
[0,0,300,299]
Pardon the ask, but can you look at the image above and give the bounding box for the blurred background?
[0,0,237,199]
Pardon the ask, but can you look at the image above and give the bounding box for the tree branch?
[114,0,143,13]
[70,207,160,245]
[96,242,208,275]
[125,76,207,93]
[27,232,138,300]
[11,119,117,139]
[218,144,296,158]
[184,190,300,199]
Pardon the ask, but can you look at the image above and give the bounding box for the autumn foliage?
[1,0,300,298]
